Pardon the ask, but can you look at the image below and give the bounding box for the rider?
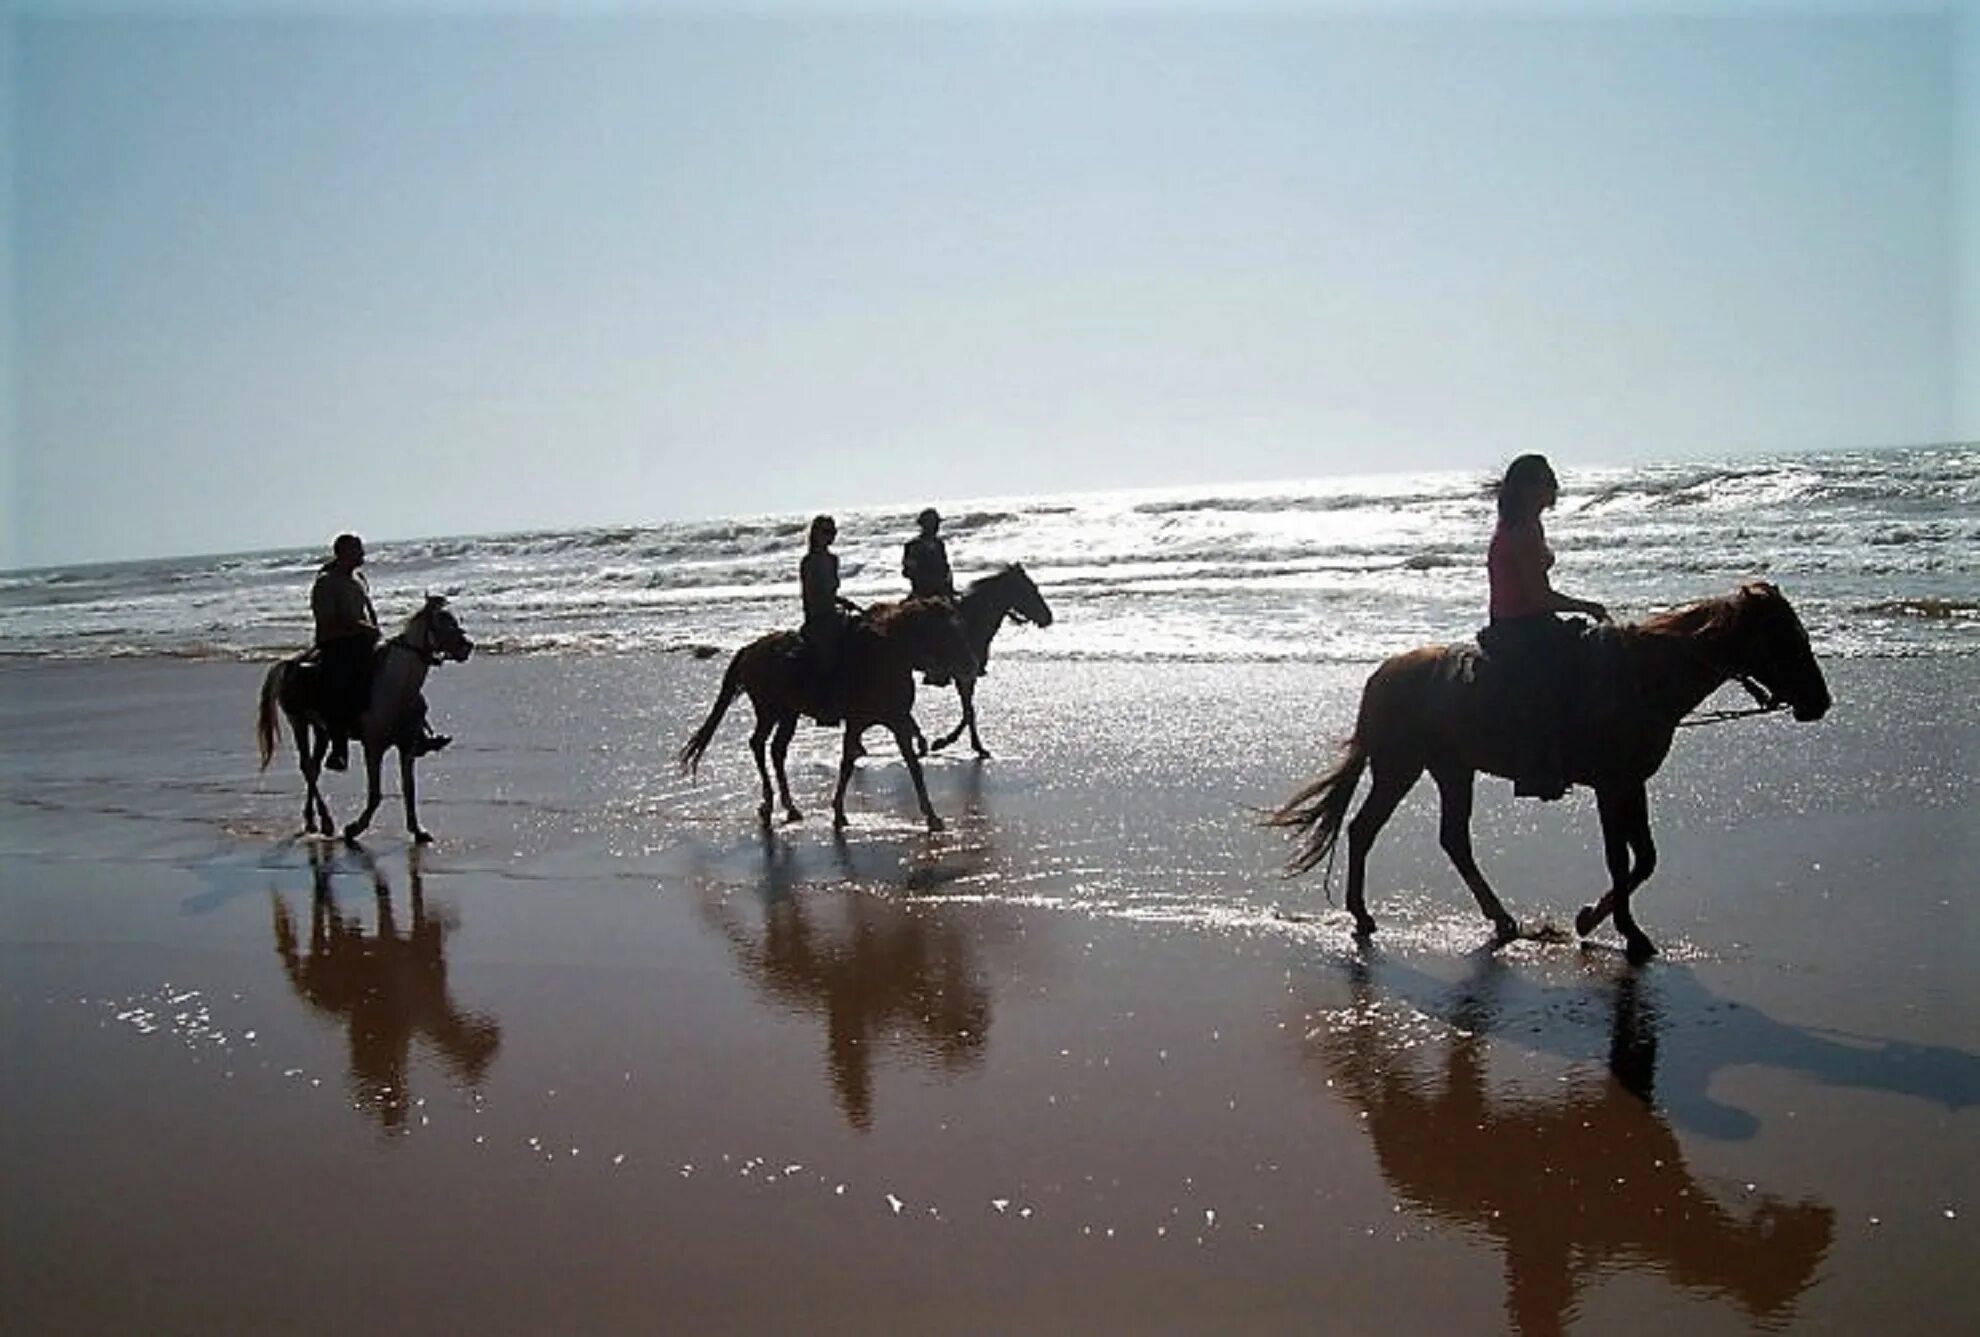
[800,515,860,725]
[1480,455,1608,800]
[902,507,961,686]
[901,507,956,601]
[310,534,449,771]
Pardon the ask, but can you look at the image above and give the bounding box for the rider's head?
[331,533,366,567]
[1495,455,1558,524]
[809,514,837,549]
[917,507,941,534]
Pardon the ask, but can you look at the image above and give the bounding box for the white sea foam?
[1,445,1974,662]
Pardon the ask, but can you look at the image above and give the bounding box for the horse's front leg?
[891,720,944,832]
[1431,767,1519,941]
[342,740,385,842]
[929,679,968,754]
[959,678,989,758]
[399,747,431,844]
[1577,783,1658,960]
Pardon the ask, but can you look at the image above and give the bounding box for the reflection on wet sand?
[271,843,501,1130]
[697,796,998,1131]
[1302,954,1833,1337]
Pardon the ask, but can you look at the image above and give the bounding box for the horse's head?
[1723,582,1829,722]
[999,563,1054,628]
[405,595,475,664]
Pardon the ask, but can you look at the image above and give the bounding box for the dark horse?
[257,596,475,844]
[917,563,1054,758]
[678,597,979,832]
[1267,582,1831,960]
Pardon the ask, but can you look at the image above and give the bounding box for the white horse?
[257,596,475,843]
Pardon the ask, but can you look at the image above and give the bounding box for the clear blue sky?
[4,1,1974,568]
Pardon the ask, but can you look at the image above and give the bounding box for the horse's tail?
[678,648,747,775]
[256,661,287,770]
[1263,736,1368,878]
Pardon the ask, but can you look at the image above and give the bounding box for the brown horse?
[678,597,979,832]
[919,563,1054,758]
[1267,582,1831,960]
[257,596,475,844]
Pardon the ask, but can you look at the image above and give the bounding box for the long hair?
[1495,454,1556,524]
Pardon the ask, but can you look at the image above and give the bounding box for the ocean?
[3,443,1975,664]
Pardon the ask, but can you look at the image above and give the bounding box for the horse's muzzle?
[1793,698,1828,722]
[454,640,476,662]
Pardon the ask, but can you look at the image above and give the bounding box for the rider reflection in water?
[309,533,450,771]
[1479,456,1610,800]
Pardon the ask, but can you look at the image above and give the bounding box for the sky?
[3,1,1975,569]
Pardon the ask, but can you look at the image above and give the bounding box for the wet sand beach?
[2,652,1975,1334]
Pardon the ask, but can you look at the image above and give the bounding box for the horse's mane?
[1630,583,1768,643]
[963,564,1021,596]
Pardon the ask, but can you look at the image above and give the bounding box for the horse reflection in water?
[698,782,997,1131]
[1302,956,1832,1337]
[272,843,501,1131]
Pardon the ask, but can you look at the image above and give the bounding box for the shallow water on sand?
[1,654,1974,1333]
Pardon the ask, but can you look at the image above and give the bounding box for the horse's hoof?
[1352,916,1378,938]
[341,828,363,845]
[1624,935,1659,964]
[833,814,849,831]
[1492,917,1521,943]
[926,816,946,833]
[413,831,434,846]
[1575,905,1601,937]
[783,809,804,825]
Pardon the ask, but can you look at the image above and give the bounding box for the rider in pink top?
[1482,455,1608,799]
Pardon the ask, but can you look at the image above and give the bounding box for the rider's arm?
[1504,524,1607,622]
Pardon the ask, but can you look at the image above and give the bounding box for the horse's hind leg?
[748,712,777,824]
[1431,767,1520,940]
[294,715,333,835]
[768,715,803,823]
[1344,760,1422,936]
[1578,784,1658,960]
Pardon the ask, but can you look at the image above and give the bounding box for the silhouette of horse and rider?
[679,508,1052,831]
[1268,455,1832,959]
[258,534,475,844]
[263,463,1834,962]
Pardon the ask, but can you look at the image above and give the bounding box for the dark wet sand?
[1,652,1975,1334]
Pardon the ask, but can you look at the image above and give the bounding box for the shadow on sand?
[270,841,501,1132]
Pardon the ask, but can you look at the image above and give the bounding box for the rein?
[387,631,441,668]
[1677,674,1788,728]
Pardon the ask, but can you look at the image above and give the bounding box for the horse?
[677,597,980,832]
[1266,582,1831,960]
[917,563,1054,758]
[257,595,475,844]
